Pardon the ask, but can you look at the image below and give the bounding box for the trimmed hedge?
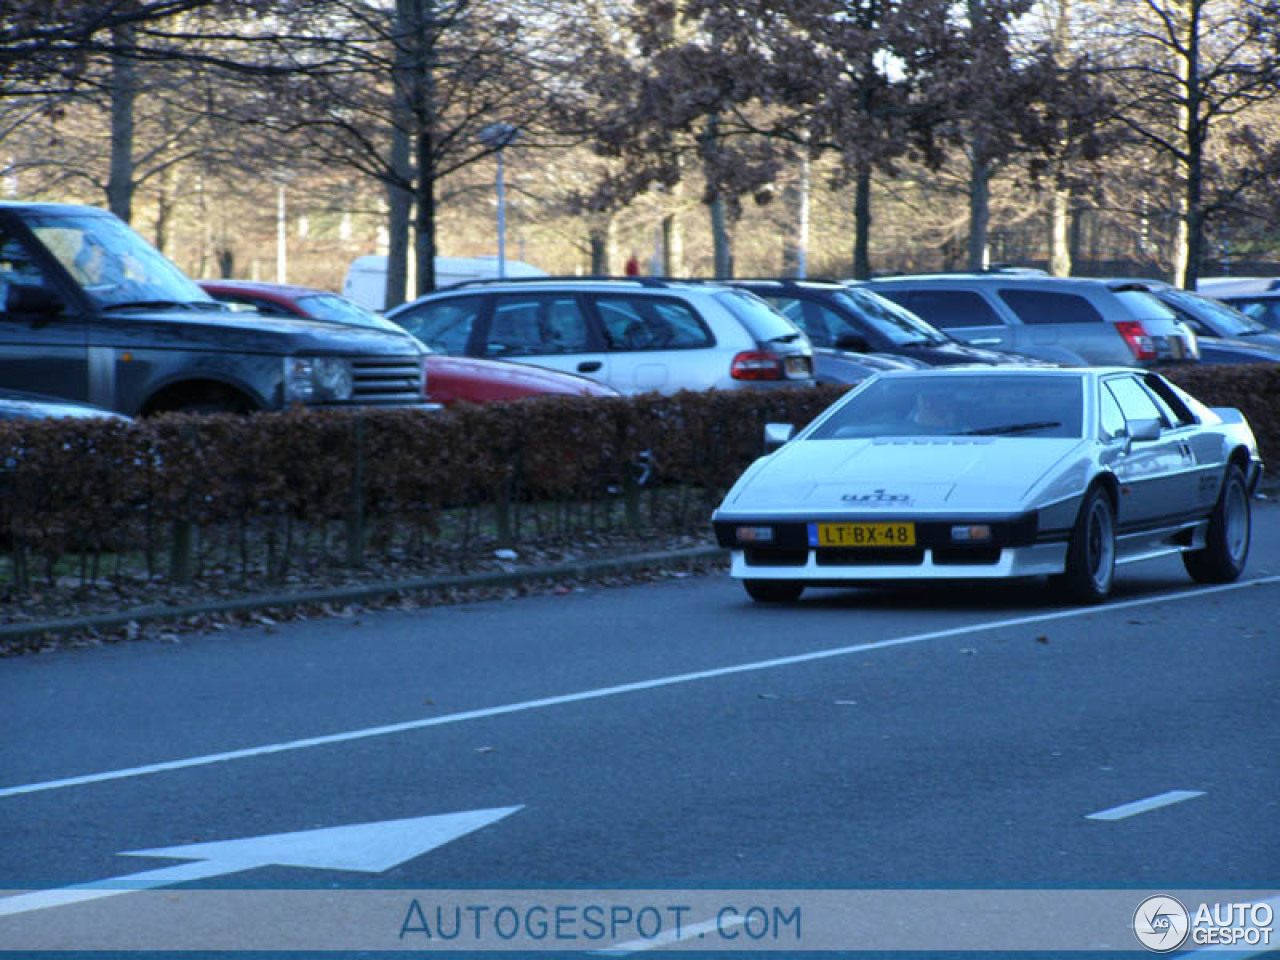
[0,386,848,592]
[0,367,1275,594]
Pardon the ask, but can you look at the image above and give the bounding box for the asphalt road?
[2,502,1278,956]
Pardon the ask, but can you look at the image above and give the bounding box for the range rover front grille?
[350,356,424,403]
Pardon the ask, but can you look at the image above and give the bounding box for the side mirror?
[834,332,871,353]
[5,284,63,316]
[764,422,795,453]
[1127,418,1162,443]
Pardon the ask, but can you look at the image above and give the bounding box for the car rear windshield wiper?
[962,421,1062,436]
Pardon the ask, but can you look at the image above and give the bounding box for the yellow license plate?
[809,522,916,547]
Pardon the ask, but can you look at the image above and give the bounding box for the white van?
[343,254,549,311]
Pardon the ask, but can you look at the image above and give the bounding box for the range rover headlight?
[313,357,354,401]
[284,357,354,404]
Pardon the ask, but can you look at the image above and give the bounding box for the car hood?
[1196,336,1280,362]
[722,436,1087,514]
[896,340,1041,366]
[92,307,426,356]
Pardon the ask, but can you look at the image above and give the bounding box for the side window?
[595,295,713,351]
[1105,376,1168,428]
[1098,384,1127,440]
[998,290,1104,325]
[392,296,482,354]
[1142,374,1196,427]
[0,227,54,307]
[881,289,1002,328]
[484,295,589,357]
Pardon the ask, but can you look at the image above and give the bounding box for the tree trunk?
[107,18,137,222]
[1047,0,1073,277]
[409,0,437,295]
[588,216,615,274]
[700,114,733,279]
[1049,187,1072,276]
[782,150,811,278]
[852,156,872,280]
[1177,0,1205,290]
[661,173,685,276]
[385,0,416,310]
[967,139,991,271]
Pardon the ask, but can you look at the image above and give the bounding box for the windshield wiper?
[962,421,1062,436]
[102,299,198,311]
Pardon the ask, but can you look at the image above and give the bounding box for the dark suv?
[724,280,1038,375]
[0,203,429,415]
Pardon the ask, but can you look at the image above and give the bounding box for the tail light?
[731,350,784,381]
[1115,320,1156,361]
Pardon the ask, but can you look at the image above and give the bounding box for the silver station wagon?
[387,278,815,395]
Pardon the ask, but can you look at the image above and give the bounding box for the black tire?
[1184,465,1251,584]
[743,579,804,603]
[1059,486,1116,604]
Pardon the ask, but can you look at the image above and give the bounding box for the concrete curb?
[0,546,730,641]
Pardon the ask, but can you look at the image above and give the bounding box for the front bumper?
[714,512,1069,581]
[728,543,1068,581]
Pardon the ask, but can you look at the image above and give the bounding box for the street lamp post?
[479,123,519,278]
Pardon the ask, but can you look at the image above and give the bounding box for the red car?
[198,279,619,405]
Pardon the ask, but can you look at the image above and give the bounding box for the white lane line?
[4,574,1279,800]
[592,915,742,955]
[1086,790,1206,821]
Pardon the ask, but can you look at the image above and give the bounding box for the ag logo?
[1134,895,1190,952]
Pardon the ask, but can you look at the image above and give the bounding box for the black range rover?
[0,202,429,415]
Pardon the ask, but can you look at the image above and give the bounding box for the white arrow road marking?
[0,806,521,918]
[1085,790,1205,821]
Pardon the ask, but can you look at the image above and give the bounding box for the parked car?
[0,389,129,421]
[713,367,1262,604]
[1105,280,1280,361]
[199,279,409,334]
[724,279,1039,377]
[1215,291,1280,334]
[199,279,617,405]
[865,273,1198,367]
[0,202,430,415]
[386,278,815,395]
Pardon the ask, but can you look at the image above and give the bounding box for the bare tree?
[1099,0,1280,287]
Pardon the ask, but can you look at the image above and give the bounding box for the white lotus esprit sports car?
[712,367,1264,603]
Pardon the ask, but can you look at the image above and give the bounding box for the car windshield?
[296,293,407,333]
[30,212,214,310]
[808,373,1085,439]
[1161,289,1269,336]
[834,288,949,346]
